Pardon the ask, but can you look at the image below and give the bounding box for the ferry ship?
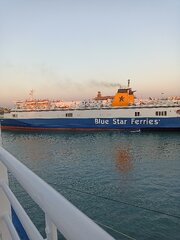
[1,80,180,131]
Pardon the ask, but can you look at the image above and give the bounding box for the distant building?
[94,91,114,101]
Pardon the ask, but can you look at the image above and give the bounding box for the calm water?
[1,130,180,240]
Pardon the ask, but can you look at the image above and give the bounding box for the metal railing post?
[45,215,57,240]
[0,161,12,240]
[0,123,13,239]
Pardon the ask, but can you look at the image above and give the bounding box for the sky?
[0,0,180,107]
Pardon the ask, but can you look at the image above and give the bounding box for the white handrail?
[2,214,20,240]
[0,182,44,240]
[0,146,115,240]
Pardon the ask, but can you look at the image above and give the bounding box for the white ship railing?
[0,145,115,240]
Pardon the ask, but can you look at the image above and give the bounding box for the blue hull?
[1,117,180,130]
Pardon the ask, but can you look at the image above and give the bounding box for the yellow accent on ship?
[111,80,135,107]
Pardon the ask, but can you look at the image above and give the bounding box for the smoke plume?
[90,80,120,88]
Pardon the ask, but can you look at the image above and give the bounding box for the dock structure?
[0,145,115,240]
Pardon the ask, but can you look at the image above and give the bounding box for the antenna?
[29,89,34,100]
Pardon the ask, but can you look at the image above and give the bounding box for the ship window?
[135,112,140,116]
[118,89,128,93]
[176,110,180,115]
[155,111,167,116]
[12,114,18,118]
[66,113,73,117]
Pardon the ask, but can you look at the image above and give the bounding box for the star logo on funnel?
[119,96,124,102]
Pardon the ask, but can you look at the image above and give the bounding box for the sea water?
[1,131,180,240]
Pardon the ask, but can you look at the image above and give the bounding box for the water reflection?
[115,148,132,173]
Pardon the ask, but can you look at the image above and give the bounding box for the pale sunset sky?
[0,0,180,107]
